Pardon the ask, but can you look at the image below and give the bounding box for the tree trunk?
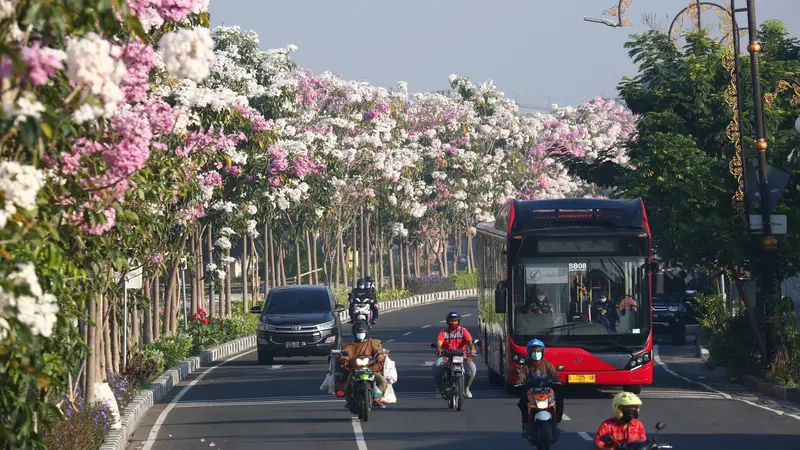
[398,242,404,289]
[225,248,232,316]
[351,223,358,286]
[264,222,270,298]
[425,242,431,276]
[379,230,386,289]
[295,239,302,285]
[360,208,366,278]
[132,297,139,351]
[143,278,152,345]
[454,233,461,274]
[467,233,475,273]
[111,299,119,374]
[306,231,314,284]
[365,212,371,279]
[242,234,249,310]
[279,241,287,285]
[251,235,259,300]
[190,240,198,319]
[103,296,113,379]
[197,231,205,313]
[86,295,97,403]
[388,240,395,290]
[152,274,161,341]
[333,229,340,288]
[268,228,277,289]
[207,226,215,318]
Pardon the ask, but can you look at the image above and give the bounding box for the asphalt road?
[127,297,800,450]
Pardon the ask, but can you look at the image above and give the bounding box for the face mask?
[356,333,366,341]
[600,297,607,303]
[536,295,545,302]
[620,408,639,423]
[448,321,459,330]
[531,351,543,361]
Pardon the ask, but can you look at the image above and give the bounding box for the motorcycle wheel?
[456,377,465,412]
[362,389,371,422]
[536,421,552,450]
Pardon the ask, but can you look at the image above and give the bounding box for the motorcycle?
[429,339,480,411]
[341,348,389,422]
[598,421,673,449]
[350,295,372,325]
[514,367,565,450]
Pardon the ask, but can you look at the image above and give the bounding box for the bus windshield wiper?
[540,322,586,336]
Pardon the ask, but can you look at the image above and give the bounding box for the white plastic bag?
[319,372,335,394]
[93,382,121,430]
[381,384,397,404]
[383,356,398,384]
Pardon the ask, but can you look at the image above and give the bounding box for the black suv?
[249,285,346,365]
[652,291,700,345]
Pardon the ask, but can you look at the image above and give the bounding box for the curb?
[695,341,710,361]
[101,288,477,450]
[741,375,800,404]
[694,343,800,405]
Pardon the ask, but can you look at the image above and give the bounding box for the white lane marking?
[653,344,800,421]
[578,432,593,441]
[271,365,283,370]
[142,349,256,449]
[562,414,571,421]
[440,320,446,323]
[351,417,369,450]
[421,361,435,366]
[462,313,472,317]
[385,338,396,343]
[421,325,431,329]
[403,331,413,336]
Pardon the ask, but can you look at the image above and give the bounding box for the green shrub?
[696,294,761,379]
[404,275,456,294]
[452,271,477,289]
[145,334,193,370]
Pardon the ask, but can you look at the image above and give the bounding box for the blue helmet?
[527,339,545,358]
[446,311,461,322]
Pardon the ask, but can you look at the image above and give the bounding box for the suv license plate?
[285,342,305,348]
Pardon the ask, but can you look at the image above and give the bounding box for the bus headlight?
[627,351,652,369]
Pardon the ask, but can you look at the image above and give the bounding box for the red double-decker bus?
[476,198,655,394]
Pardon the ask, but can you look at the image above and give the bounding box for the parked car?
[249,285,346,365]
[652,290,701,345]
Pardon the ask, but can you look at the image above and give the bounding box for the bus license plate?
[285,342,305,348]
[568,374,596,384]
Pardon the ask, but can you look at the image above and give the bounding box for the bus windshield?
[511,256,650,347]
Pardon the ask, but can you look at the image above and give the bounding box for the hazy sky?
[209,0,799,110]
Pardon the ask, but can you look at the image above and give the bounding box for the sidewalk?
[654,339,800,415]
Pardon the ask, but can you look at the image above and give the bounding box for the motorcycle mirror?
[430,343,437,349]
[655,421,667,431]
[600,434,614,444]
[556,365,565,371]
[514,368,521,374]
[473,339,480,344]
[341,351,350,357]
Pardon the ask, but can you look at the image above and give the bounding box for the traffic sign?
[749,214,787,235]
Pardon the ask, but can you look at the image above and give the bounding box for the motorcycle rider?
[593,392,647,449]
[433,311,477,398]
[364,275,379,324]
[348,278,372,324]
[516,339,564,434]
[340,321,389,409]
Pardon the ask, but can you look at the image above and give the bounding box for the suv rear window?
[265,289,331,314]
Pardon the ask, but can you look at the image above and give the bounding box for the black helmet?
[365,276,375,287]
[356,278,366,290]
[352,320,369,340]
